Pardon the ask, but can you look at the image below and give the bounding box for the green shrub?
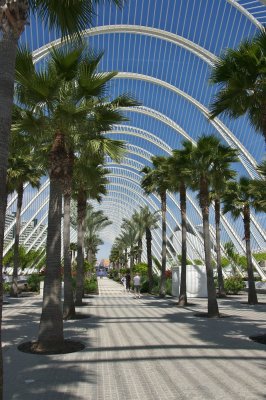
[27,273,43,292]
[140,279,149,293]
[133,263,148,276]
[84,277,98,294]
[3,282,10,294]
[193,259,204,266]
[177,255,192,265]
[108,269,119,280]
[253,252,266,262]
[165,278,172,295]
[224,276,245,294]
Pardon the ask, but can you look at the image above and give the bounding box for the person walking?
[133,272,141,298]
[125,270,131,293]
[121,275,126,292]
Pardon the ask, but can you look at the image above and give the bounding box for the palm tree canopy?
[222,177,255,219]
[248,161,266,212]
[14,45,139,160]
[139,205,160,231]
[209,28,266,142]
[141,155,170,197]
[167,140,194,192]
[72,159,109,203]
[188,135,238,196]
[26,1,124,39]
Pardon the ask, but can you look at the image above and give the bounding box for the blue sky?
[14,0,266,256]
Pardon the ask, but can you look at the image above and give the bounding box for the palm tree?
[209,28,266,145]
[84,206,111,266]
[189,135,220,317]
[209,145,238,297]
[7,133,43,297]
[131,209,146,264]
[138,206,159,292]
[141,156,170,297]
[248,161,266,212]
[73,161,109,306]
[222,177,259,305]
[14,45,137,341]
[167,141,194,306]
[119,219,138,274]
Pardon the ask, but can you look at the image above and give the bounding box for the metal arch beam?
[103,179,184,257]
[226,0,263,28]
[110,145,266,277]
[117,73,258,176]
[31,27,258,176]
[32,25,216,66]
[106,171,203,261]
[106,156,144,171]
[106,161,237,269]
[118,143,240,248]
[107,125,173,152]
[93,199,163,260]
[4,179,50,240]
[108,126,266,245]
[100,185,178,262]
[107,165,207,259]
[3,194,49,256]
[98,191,178,257]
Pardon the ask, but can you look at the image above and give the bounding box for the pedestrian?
[121,276,126,292]
[125,270,131,293]
[133,272,141,298]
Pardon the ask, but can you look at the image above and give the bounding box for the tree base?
[18,339,85,355]
[217,293,227,298]
[64,313,90,321]
[249,334,266,345]
[194,312,229,318]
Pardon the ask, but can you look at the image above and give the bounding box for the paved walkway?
[3,277,266,399]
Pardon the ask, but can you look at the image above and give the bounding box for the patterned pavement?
[3,277,266,399]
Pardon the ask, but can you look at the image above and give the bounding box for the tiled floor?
[3,277,266,399]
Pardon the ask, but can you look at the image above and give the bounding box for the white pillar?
[171,267,180,297]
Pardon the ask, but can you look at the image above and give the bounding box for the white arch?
[107,125,266,245]
[117,143,266,278]
[31,27,258,177]
[117,73,258,176]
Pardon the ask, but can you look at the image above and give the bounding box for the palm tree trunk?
[200,179,219,317]
[243,205,258,305]
[215,198,226,298]
[125,248,128,268]
[63,192,76,319]
[0,22,20,400]
[159,191,167,297]
[137,238,142,264]
[130,249,134,279]
[178,182,187,306]
[146,227,153,292]
[87,249,93,264]
[0,184,9,400]
[38,176,64,350]
[0,6,28,397]
[75,192,86,306]
[38,131,66,351]
[10,183,23,297]
[63,152,76,319]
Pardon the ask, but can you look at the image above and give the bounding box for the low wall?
[172,265,207,298]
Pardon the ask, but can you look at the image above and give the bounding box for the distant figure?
[125,271,131,293]
[121,276,126,291]
[133,273,141,299]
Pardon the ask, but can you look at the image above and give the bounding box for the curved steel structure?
[5,0,266,276]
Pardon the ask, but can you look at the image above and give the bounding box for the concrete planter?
[171,265,207,298]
